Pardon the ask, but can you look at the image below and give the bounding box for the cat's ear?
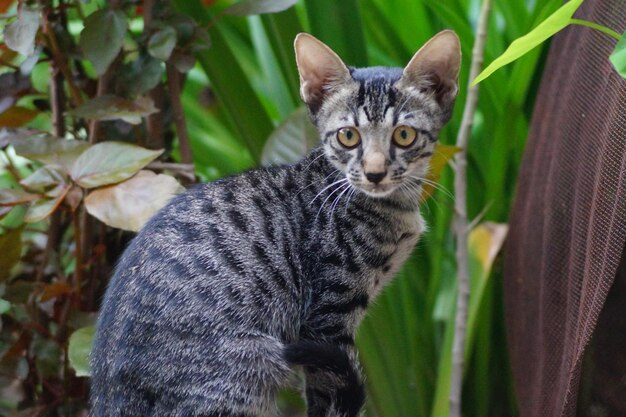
[399,30,461,118]
[294,33,351,112]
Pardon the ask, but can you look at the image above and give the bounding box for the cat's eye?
[337,127,361,149]
[392,126,418,148]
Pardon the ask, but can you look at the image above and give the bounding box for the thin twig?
[450,0,492,416]
[166,63,193,165]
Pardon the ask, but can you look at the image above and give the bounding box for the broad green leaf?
[0,106,39,128]
[10,134,90,172]
[609,32,626,77]
[472,0,584,85]
[0,189,38,207]
[84,170,183,232]
[0,298,10,314]
[261,107,318,166]
[68,326,95,377]
[20,166,67,194]
[23,188,68,223]
[305,0,368,67]
[67,95,158,125]
[71,142,163,189]
[224,0,298,16]
[148,26,177,61]
[0,227,22,281]
[3,6,40,56]
[79,9,128,75]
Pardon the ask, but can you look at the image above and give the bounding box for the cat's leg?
[285,341,365,417]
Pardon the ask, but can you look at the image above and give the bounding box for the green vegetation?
[3,0,618,416]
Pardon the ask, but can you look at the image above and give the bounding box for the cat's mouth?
[357,183,398,198]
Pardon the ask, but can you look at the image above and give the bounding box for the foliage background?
[0,0,562,416]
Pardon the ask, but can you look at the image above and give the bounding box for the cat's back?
[90,162,309,416]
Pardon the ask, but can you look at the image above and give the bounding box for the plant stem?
[570,19,622,40]
[450,0,491,416]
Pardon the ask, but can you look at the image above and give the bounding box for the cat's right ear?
[294,33,351,112]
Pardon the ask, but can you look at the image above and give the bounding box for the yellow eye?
[392,126,418,148]
[337,127,361,149]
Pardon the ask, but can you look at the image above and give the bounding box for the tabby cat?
[90,31,461,417]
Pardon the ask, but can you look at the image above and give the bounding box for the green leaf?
[0,227,22,281]
[67,95,158,125]
[10,134,90,172]
[472,0,584,85]
[68,326,95,377]
[0,298,10,315]
[261,107,318,166]
[70,142,163,189]
[84,170,183,232]
[148,26,178,61]
[609,32,626,77]
[79,9,128,75]
[119,54,164,97]
[3,6,40,56]
[23,188,68,223]
[224,0,298,16]
[305,0,368,67]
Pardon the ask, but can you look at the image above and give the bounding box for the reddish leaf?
[0,106,38,128]
[40,282,73,302]
[67,95,158,125]
[0,188,38,206]
[71,142,163,189]
[10,134,90,172]
[20,166,67,194]
[0,0,15,14]
[23,187,69,223]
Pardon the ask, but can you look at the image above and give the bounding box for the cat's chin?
[357,184,397,198]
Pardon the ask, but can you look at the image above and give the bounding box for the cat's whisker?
[315,181,350,221]
[344,187,358,215]
[408,175,454,200]
[297,169,340,196]
[330,183,353,218]
[308,175,346,205]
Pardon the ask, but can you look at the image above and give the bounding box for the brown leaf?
[0,106,38,128]
[421,143,461,200]
[84,170,183,232]
[40,282,73,302]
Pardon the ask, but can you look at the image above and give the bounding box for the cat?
[89,30,460,417]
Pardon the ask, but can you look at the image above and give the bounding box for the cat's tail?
[284,341,365,417]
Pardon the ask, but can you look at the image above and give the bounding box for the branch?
[450,0,492,416]
[166,63,193,165]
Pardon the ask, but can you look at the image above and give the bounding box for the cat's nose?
[365,171,387,184]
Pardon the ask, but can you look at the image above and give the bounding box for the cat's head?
[295,31,461,198]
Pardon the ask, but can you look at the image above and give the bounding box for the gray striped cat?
[90,31,460,417]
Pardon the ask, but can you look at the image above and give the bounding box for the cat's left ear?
[399,30,461,119]
[294,33,352,113]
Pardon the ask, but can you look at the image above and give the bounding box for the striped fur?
[90,31,460,417]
